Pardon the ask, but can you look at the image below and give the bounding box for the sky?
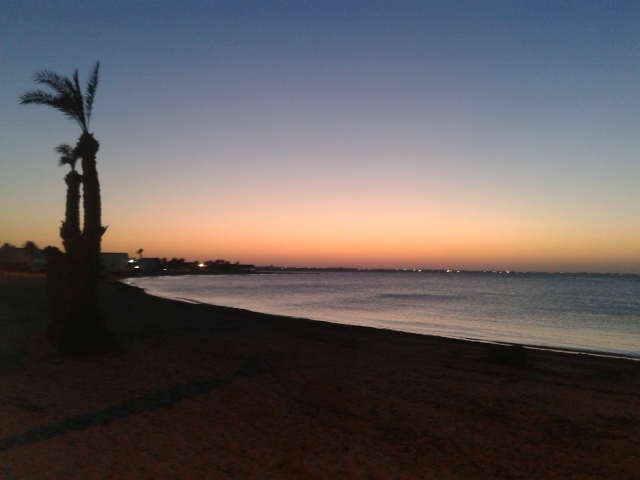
[1,1,639,273]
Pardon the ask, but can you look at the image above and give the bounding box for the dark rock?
[487,344,528,367]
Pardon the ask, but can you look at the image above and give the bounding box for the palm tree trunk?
[78,132,103,309]
[60,170,82,305]
[58,132,117,356]
[47,171,82,347]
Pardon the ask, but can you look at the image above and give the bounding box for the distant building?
[99,253,132,273]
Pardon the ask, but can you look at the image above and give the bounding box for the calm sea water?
[126,272,640,358]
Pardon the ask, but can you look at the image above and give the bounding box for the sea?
[125,272,640,359]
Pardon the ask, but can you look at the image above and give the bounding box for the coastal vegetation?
[20,62,118,356]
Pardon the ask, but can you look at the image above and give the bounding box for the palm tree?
[56,144,82,243]
[20,62,117,356]
[55,144,82,307]
[0,243,15,267]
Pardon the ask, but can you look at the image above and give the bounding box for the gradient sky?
[1,1,639,272]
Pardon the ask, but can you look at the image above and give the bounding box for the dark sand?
[0,274,638,479]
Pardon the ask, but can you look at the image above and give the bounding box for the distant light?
[128,259,134,263]
[134,266,139,269]
[198,263,205,267]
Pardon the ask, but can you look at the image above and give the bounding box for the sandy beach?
[0,274,638,479]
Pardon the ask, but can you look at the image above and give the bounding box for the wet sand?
[0,274,639,479]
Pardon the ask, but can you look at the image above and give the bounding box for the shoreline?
[1,273,639,478]
[122,275,640,362]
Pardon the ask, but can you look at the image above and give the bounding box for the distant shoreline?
[129,267,640,277]
[122,274,640,361]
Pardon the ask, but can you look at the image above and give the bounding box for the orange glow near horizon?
[7,176,638,274]
[94,204,640,273]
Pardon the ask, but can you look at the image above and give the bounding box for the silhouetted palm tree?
[56,144,81,240]
[20,62,117,356]
[20,65,103,252]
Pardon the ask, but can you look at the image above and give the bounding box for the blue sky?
[1,1,639,272]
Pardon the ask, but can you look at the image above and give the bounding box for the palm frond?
[32,70,73,97]
[19,89,60,106]
[20,63,99,133]
[55,143,78,170]
[71,70,87,131]
[53,143,74,157]
[54,143,74,155]
[84,62,100,128]
[20,88,85,129]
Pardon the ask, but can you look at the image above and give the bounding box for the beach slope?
[0,275,639,479]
